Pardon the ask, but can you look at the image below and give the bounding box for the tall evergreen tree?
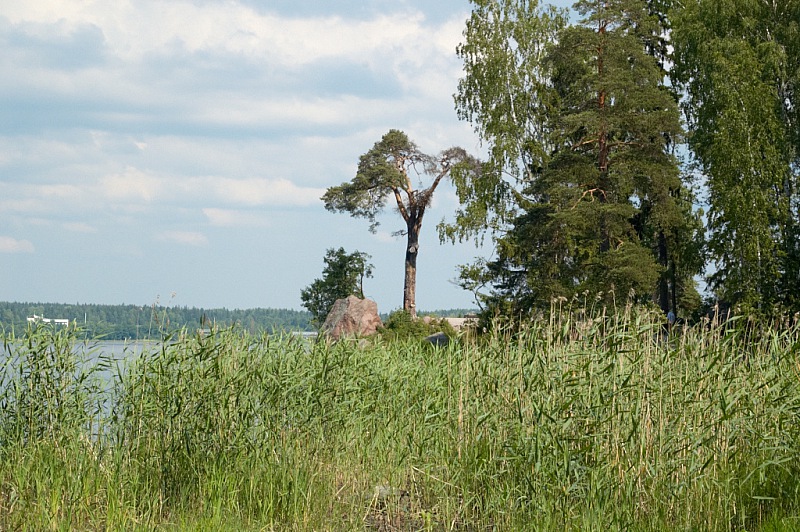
[323,130,479,318]
[671,0,800,315]
[450,0,703,316]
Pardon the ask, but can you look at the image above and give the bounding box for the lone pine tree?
[323,130,479,318]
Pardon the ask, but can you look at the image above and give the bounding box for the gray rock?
[321,296,382,340]
[424,331,449,347]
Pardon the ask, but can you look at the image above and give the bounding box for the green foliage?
[378,310,456,342]
[3,312,800,529]
[444,0,567,243]
[323,129,426,233]
[670,0,800,315]
[323,129,480,317]
[453,0,800,321]
[0,324,104,447]
[0,301,314,338]
[452,0,703,318]
[300,247,373,327]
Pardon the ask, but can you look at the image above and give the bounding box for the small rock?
[423,331,449,347]
[372,485,410,508]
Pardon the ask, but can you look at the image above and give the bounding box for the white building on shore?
[26,314,69,326]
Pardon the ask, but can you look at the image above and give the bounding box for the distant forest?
[0,301,475,340]
[0,301,313,339]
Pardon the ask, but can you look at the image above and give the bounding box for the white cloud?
[0,156,326,228]
[3,1,450,66]
[38,184,83,199]
[1,1,476,163]
[0,1,489,310]
[207,177,324,207]
[157,230,209,247]
[100,167,162,202]
[93,166,325,209]
[63,221,98,233]
[2,1,467,113]
[194,95,383,129]
[203,208,270,228]
[0,196,49,215]
[0,236,35,253]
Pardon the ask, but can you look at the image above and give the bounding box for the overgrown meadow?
[2,305,800,530]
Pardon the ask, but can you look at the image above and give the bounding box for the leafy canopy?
[670,0,800,315]
[450,0,704,317]
[323,129,478,234]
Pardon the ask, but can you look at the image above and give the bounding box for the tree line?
[0,301,313,339]
[317,0,798,323]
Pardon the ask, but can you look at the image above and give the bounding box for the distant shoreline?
[1,301,478,341]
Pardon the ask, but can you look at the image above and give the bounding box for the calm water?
[1,340,160,387]
[2,334,314,376]
[80,340,159,358]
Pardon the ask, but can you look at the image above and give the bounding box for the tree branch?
[397,155,414,193]
[571,137,599,150]
[571,187,607,209]
[429,167,450,195]
[392,186,410,223]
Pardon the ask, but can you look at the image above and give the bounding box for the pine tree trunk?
[404,224,419,319]
[597,16,611,254]
[670,259,678,317]
[658,231,670,312]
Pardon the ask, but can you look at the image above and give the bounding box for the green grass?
[1,306,800,530]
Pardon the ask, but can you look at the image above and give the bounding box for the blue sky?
[0,0,572,313]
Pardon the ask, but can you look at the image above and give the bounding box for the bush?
[378,310,456,342]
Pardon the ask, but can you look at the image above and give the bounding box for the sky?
[0,0,573,313]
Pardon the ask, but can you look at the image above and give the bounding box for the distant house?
[26,314,69,326]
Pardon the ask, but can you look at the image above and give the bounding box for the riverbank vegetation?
[2,304,799,530]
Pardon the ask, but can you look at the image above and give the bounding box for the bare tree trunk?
[404,224,420,319]
[658,231,670,312]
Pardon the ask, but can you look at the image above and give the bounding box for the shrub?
[379,310,456,342]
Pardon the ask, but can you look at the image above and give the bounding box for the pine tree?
[453,0,703,316]
[323,130,479,318]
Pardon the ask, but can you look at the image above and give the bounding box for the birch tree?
[671,0,800,314]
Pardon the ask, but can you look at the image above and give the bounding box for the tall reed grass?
[1,306,799,530]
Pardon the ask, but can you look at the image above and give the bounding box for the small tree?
[323,129,479,319]
[300,248,373,327]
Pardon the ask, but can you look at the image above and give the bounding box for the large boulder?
[321,296,383,340]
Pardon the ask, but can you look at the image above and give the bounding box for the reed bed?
[1,307,799,530]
